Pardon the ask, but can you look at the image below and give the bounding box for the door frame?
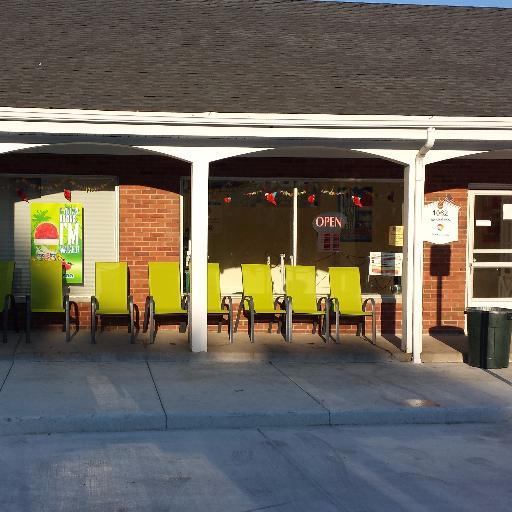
[467,189,512,308]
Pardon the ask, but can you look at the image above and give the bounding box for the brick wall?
[226,298,401,336]
[9,152,510,338]
[424,159,512,334]
[119,185,181,315]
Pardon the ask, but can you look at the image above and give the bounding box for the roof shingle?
[1,0,511,116]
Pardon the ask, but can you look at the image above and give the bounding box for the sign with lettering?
[423,200,459,244]
[31,203,83,284]
[312,212,346,232]
[388,225,404,247]
[313,212,346,252]
[369,252,403,276]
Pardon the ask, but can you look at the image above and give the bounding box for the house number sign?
[423,200,459,244]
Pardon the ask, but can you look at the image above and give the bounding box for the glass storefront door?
[468,191,512,305]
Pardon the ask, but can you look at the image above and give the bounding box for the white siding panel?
[72,186,118,298]
[0,178,14,261]
[13,198,31,294]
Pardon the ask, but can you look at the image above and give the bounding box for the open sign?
[312,212,346,232]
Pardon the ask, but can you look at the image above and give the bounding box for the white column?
[402,164,414,354]
[292,186,298,264]
[189,159,209,352]
[412,156,426,363]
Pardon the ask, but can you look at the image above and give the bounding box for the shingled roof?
[1,0,511,117]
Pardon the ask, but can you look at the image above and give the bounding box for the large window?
[469,191,512,303]
[296,179,403,295]
[0,175,118,298]
[183,179,293,294]
[183,177,403,296]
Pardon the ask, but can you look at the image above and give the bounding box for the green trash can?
[465,307,512,369]
[184,269,190,294]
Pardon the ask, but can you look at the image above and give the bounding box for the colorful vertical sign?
[31,203,83,284]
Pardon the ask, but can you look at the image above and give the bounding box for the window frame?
[0,173,119,300]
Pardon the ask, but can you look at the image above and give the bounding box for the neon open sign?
[312,212,346,232]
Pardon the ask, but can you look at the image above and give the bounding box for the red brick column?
[119,184,181,321]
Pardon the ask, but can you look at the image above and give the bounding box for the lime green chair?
[143,262,188,343]
[284,265,329,342]
[208,263,233,342]
[234,264,288,343]
[26,260,72,343]
[91,262,134,344]
[1,261,18,343]
[328,267,376,344]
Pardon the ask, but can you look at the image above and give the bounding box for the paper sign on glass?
[503,204,512,220]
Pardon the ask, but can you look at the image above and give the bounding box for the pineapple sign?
[31,203,83,284]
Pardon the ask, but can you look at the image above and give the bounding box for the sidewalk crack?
[146,362,168,429]
[12,330,22,358]
[269,361,331,425]
[483,369,512,388]
[0,361,14,394]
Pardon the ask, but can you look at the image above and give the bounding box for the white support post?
[411,128,436,363]
[402,164,414,353]
[292,186,298,265]
[189,159,209,352]
[412,158,426,363]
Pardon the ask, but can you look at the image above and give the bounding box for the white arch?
[425,150,489,165]
[0,141,196,162]
[134,146,275,163]
[0,143,51,154]
[206,145,415,166]
[0,141,421,167]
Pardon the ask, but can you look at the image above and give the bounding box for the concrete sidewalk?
[1,356,511,436]
[0,329,408,362]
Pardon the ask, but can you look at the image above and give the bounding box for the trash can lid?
[465,306,512,314]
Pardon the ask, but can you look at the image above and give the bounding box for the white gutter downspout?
[412,127,436,363]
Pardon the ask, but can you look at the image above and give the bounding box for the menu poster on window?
[339,188,373,242]
[369,252,403,276]
[388,225,404,247]
[31,203,83,284]
[340,210,373,242]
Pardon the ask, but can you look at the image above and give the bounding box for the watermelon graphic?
[34,222,59,246]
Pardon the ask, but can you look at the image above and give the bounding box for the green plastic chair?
[91,262,134,344]
[0,261,18,343]
[26,260,72,343]
[328,267,376,344]
[234,264,288,343]
[144,262,188,343]
[284,265,329,342]
[208,263,233,342]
